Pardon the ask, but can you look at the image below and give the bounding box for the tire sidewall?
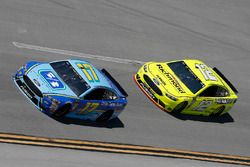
[212,106,225,117]
[96,110,114,122]
[172,101,188,114]
[53,104,71,118]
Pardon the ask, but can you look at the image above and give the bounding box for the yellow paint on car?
[134,59,238,116]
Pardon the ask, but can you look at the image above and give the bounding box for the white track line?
[13,42,145,65]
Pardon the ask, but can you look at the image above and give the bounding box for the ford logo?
[33,79,41,87]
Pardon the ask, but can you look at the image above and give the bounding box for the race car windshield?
[168,61,204,94]
[50,61,90,96]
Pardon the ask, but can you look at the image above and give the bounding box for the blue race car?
[13,59,128,122]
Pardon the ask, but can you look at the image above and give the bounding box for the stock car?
[134,59,238,116]
[13,59,128,122]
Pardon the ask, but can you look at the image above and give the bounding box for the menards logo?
[157,64,185,93]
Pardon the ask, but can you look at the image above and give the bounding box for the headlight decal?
[165,93,178,101]
[143,65,148,72]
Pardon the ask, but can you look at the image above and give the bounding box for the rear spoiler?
[213,67,238,94]
[101,69,128,97]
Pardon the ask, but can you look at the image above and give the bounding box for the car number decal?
[78,102,99,114]
[195,64,217,81]
[193,100,213,112]
[76,63,99,82]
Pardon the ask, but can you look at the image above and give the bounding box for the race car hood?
[147,63,193,97]
[25,63,76,97]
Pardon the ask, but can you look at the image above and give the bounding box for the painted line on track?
[0,133,249,166]
[12,42,145,65]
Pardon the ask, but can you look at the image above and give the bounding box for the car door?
[76,88,119,115]
[189,85,228,115]
[74,88,103,115]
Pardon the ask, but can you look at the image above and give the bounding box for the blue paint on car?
[13,59,128,122]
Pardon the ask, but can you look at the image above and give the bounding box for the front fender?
[42,95,74,114]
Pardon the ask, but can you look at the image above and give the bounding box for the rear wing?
[101,69,128,97]
[213,67,238,94]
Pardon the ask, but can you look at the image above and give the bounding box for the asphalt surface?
[0,0,249,162]
[0,143,239,167]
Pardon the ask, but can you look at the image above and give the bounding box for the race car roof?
[182,59,224,87]
[67,59,113,90]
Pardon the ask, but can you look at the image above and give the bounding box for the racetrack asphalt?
[1,143,239,167]
[0,0,249,162]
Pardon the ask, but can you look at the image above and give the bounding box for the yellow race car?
[134,59,238,116]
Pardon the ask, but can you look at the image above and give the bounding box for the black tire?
[53,104,71,118]
[172,101,188,114]
[96,110,114,122]
[212,106,225,117]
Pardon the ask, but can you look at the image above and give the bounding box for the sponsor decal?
[138,79,156,101]
[49,100,60,112]
[101,102,109,106]
[115,103,124,107]
[157,64,185,93]
[216,98,234,104]
[101,102,124,107]
[71,101,80,111]
[109,103,117,107]
[40,71,64,89]
[20,85,33,99]
[156,75,166,85]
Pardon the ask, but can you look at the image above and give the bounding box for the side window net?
[199,86,229,97]
[84,88,118,100]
